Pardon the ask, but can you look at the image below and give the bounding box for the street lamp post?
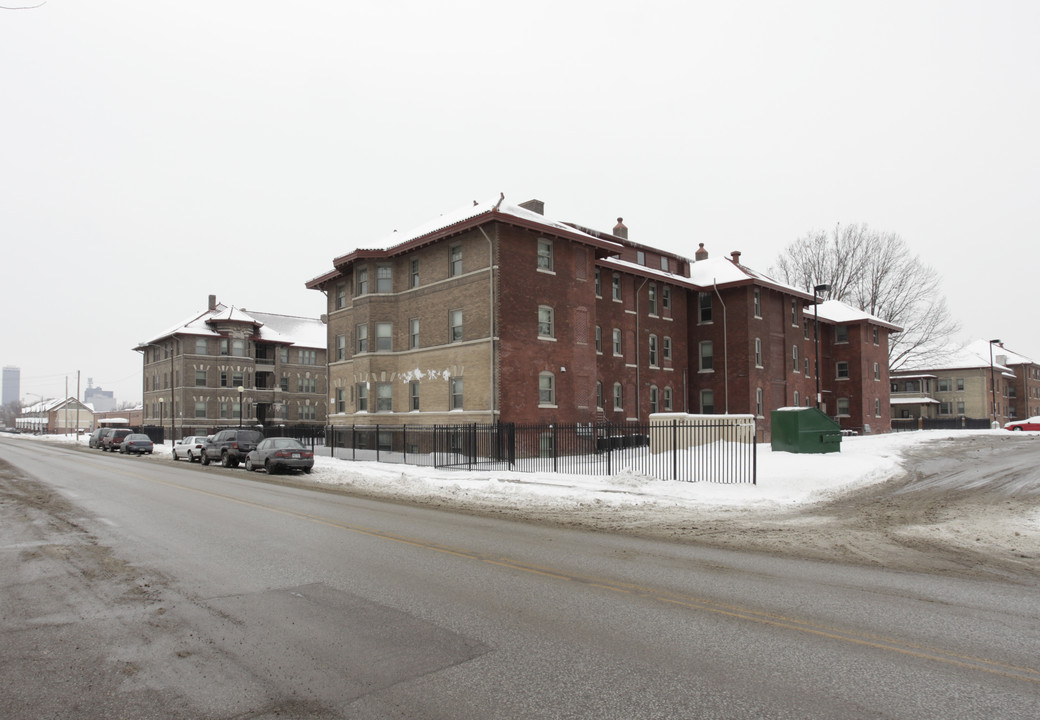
[813,284,831,409]
[238,386,245,428]
[989,339,1002,425]
[159,397,164,442]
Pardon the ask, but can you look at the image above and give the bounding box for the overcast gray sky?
[3,1,1037,405]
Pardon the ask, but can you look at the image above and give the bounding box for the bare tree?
[772,224,959,370]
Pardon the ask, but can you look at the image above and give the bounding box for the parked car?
[88,428,108,448]
[1005,416,1040,431]
[200,429,264,468]
[172,435,210,462]
[245,438,314,474]
[102,428,133,452]
[119,433,154,455]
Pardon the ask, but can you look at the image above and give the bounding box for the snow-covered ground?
[2,427,1012,510]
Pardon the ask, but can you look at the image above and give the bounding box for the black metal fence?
[326,419,757,484]
[892,417,993,432]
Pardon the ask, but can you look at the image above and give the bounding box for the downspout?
[477,225,497,420]
[713,279,729,414]
[635,276,649,422]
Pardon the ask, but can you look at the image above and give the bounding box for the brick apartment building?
[890,340,1038,425]
[134,296,328,438]
[307,197,898,439]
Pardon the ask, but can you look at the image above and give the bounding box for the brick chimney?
[695,243,709,261]
[613,217,628,239]
[730,251,742,264]
[519,199,544,215]
[208,294,217,311]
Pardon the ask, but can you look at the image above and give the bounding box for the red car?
[1005,416,1040,431]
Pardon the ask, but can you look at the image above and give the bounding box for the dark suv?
[201,429,264,468]
[102,428,133,452]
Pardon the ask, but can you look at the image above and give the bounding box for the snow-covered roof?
[890,397,940,405]
[685,256,814,299]
[804,299,902,331]
[137,301,324,349]
[899,339,1016,374]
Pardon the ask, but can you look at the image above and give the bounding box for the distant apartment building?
[307,197,899,439]
[134,296,328,438]
[2,366,19,406]
[891,340,1040,425]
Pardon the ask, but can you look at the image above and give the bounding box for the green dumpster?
[770,407,842,454]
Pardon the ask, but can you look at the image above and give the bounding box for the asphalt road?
[2,438,1039,719]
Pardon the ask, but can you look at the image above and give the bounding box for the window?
[356,324,368,353]
[804,319,810,340]
[793,390,800,407]
[410,382,420,411]
[280,375,289,392]
[220,371,229,387]
[791,299,798,327]
[595,326,602,353]
[873,327,879,345]
[537,239,554,271]
[357,384,369,412]
[538,306,554,338]
[805,357,811,376]
[662,286,671,311]
[195,401,207,418]
[335,387,346,413]
[335,282,347,309]
[335,334,346,361]
[836,361,850,379]
[300,405,316,421]
[661,256,669,271]
[663,386,673,411]
[232,339,246,357]
[650,386,659,413]
[299,349,317,365]
[756,388,763,416]
[219,338,229,356]
[837,397,850,416]
[699,341,714,372]
[449,245,462,277]
[612,328,622,356]
[450,377,464,410]
[280,346,289,363]
[376,322,392,352]
[698,292,712,323]
[376,265,392,293]
[957,400,965,414]
[956,378,965,391]
[219,401,229,419]
[450,310,463,342]
[648,284,658,315]
[195,370,207,387]
[875,398,881,417]
[637,250,645,265]
[938,378,951,391]
[539,373,555,406]
[233,371,244,387]
[700,389,715,414]
[410,318,420,349]
[792,345,799,373]
[376,383,392,412]
[755,338,763,367]
[753,288,761,318]
[596,381,603,410]
[356,267,368,295]
[874,362,880,380]
[612,274,622,301]
[594,268,602,297]
[410,258,420,288]
[299,377,316,393]
[663,336,672,362]
[195,338,208,354]
[649,335,659,367]
[835,325,849,343]
[613,382,623,410]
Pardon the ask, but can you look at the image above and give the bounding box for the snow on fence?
[325,417,757,484]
